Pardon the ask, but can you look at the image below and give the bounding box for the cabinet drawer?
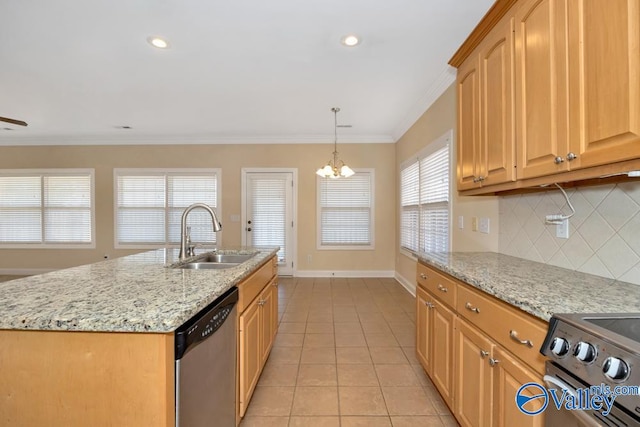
[417,263,457,308]
[457,284,547,374]
[238,256,277,313]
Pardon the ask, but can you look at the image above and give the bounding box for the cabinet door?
[478,16,516,187]
[457,54,482,190]
[567,0,640,169]
[514,0,570,179]
[259,279,278,366]
[416,286,432,371]
[455,318,494,427]
[431,300,455,410]
[492,346,545,427]
[238,299,261,417]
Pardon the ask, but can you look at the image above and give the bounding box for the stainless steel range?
[541,313,640,426]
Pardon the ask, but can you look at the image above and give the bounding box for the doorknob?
[247,228,252,232]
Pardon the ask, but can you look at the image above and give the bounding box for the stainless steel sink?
[179,262,240,270]
[195,253,256,263]
[176,252,257,270]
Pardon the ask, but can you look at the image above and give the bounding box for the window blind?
[318,171,373,248]
[399,134,450,256]
[115,170,219,248]
[0,171,93,246]
[248,177,287,263]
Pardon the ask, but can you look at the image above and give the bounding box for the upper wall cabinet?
[514,0,570,180]
[567,0,640,169]
[457,16,516,191]
[451,0,640,194]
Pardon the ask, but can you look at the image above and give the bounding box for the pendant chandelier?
[316,107,355,179]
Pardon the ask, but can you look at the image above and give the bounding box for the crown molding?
[0,133,395,147]
[391,65,457,142]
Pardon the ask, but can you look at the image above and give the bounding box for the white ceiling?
[0,0,493,146]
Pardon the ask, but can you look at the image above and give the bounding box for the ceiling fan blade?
[0,116,28,127]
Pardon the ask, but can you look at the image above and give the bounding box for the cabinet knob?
[464,302,480,314]
[554,156,565,164]
[480,350,489,359]
[566,152,578,161]
[420,273,427,280]
[509,330,533,348]
[489,358,500,367]
[437,284,448,293]
[425,301,435,309]
[473,176,486,183]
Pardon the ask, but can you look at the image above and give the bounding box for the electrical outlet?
[458,215,464,229]
[479,217,490,234]
[556,219,569,239]
[471,217,478,232]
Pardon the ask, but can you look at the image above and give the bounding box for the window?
[115,169,221,248]
[317,169,374,249]
[400,131,451,256]
[0,169,94,247]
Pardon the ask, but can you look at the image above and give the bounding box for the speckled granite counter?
[0,247,278,333]
[418,252,640,322]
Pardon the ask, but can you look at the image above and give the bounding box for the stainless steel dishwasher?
[175,287,238,427]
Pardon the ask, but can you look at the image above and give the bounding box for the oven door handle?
[543,375,602,427]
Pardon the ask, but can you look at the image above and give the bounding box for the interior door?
[243,170,295,276]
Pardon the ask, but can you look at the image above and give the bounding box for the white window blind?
[400,132,450,256]
[248,176,287,263]
[318,170,374,249]
[0,170,94,247]
[115,169,220,248]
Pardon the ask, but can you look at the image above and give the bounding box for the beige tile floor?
[240,277,459,427]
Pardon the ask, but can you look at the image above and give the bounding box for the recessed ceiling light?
[341,34,360,47]
[147,36,169,49]
[115,125,133,129]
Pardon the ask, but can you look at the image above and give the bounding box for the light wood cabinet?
[418,261,548,426]
[455,317,494,427]
[457,15,516,190]
[452,0,640,193]
[237,257,278,419]
[492,346,545,427]
[514,0,570,180]
[416,267,456,409]
[566,0,640,170]
[455,317,545,427]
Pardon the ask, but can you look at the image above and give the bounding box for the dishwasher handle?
[175,287,238,360]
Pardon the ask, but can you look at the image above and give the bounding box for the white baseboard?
[0,268,55,276]
[394,271,416,297]
[295,270,395,278]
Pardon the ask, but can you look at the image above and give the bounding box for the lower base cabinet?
[455,318,545,427]
[416,262,547,427]
[238,268,278,419]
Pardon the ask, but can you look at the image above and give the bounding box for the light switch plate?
[458,216,464,229]
[471,217,478,232]
[479,217,490,234]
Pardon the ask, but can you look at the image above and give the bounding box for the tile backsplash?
[499,181,640,286]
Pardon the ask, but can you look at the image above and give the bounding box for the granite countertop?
[417,252,640,322]
[0,247,279,333]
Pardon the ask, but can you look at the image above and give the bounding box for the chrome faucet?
[179,203,222,260]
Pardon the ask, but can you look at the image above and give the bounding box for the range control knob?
[550,337,570,357]
[603,357,630,382]
[574,342,597,363]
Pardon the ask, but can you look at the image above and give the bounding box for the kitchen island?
[0,247,278,427]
